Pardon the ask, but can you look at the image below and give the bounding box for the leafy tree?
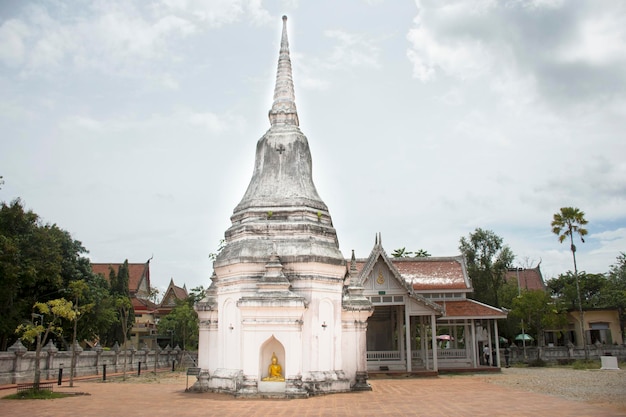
[66,280,94,387]
[413,249,431,258]
[115,296,133,380]
[148,286,161,304]
[551,206,589,357]
[15,299,76,389]
[74,273,117,347]
[102,261,134,347]
[157,286,204,350]
[603,253,626,337]
[0,200,88,349]
[548,272,607,309]
[208,238,226,261]
[391,247,412,258]
[459,228,514,307]
[510,290,567,350]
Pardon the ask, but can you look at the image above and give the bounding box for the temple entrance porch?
[366,304,441,372]
[366,304,504,372]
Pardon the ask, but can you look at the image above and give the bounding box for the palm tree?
[551,207,589,359]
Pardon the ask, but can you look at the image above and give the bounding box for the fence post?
[103,364,107,381]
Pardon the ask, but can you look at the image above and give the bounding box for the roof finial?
[269,15,299,126]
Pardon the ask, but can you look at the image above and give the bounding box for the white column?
[494,321,501,368]
[422,317,429,370]
[430,314,438,372]
[486,320,493,366]
[470,319,477,368]
[405,306,411,372]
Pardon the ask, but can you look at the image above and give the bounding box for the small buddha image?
[262,352,284,381]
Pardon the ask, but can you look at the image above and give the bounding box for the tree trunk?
[70,317,78,387]
[33,333,42,390]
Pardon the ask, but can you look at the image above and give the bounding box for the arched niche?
[259,336,286,379]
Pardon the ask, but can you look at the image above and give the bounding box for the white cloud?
[0,19,30,67]
[559,12,626,65]
[323,29,381,70]
[58,108,246,137]
[406,5,496,81]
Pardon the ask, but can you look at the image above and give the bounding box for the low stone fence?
[0,339,198,385]
[507,344,626,364]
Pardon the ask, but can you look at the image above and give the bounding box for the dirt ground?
[1,367,624,417]
[476,367,626,411]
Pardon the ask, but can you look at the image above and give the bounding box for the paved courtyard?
[1,370,624,417]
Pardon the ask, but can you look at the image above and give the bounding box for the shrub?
[571,359,600,370]
[528,358,547,367]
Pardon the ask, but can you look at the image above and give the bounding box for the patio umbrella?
[436,335,455,341]
[515,333,534,341]
[499,336,509,343]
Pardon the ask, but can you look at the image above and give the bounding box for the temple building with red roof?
[351,233,506,372]
[91,261,188,348]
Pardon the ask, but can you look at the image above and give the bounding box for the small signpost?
[186,367,201,391]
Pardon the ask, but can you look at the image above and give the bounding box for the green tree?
[391,247,412,258]
[114,296,133,380]
[0,199,87,349]
[66,280,94,387]
[157,287,204,350]
[208,238,225,261]
[102,261,135,347]
[75,273,117,346]
[15,299,76,389]
[413,249,431,258]
[510,290,567,350]
[459,228,515,307]
[603,253,626,338]
[548,272,607,309]
[551,206,589,357]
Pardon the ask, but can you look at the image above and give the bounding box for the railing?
[368,349,468,361]
[367,351,401,361]
[433,349,467,359]
[17,382,54,392]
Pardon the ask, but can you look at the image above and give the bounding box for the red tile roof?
[91,262,150,294]
[158,279,189,310]
[436,299,507,319]
[355,257,469,290]
[396,258,469,291]
[132,297,158,312]
[353,256,469,291]
[505,267,545,291]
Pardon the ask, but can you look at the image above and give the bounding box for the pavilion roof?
[436,299,507,320]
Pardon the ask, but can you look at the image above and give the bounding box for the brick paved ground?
[1,373,624,417]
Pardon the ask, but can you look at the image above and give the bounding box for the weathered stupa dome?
[216,15,345,270]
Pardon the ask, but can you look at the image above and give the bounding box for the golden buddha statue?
[262,352,284,381]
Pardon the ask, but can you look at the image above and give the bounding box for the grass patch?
[527,358,547,367]
[571,359,601,370]
[4,389,70,400]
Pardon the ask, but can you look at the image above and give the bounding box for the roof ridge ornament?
[269,15,299,126]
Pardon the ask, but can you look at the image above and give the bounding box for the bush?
[571,359,600,370]
[528,358,547,367]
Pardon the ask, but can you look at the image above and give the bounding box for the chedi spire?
[269,16,299,126]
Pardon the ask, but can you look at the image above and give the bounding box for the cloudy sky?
[1,0,625,295]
